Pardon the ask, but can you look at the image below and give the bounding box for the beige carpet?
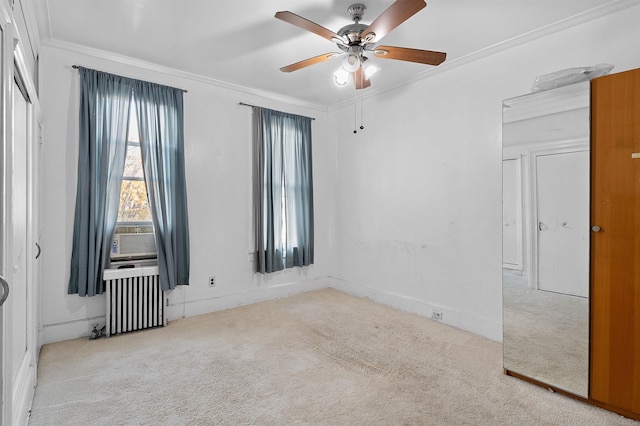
[503,281,589,397]
[29,289,636,425]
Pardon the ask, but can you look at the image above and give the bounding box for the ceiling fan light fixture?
[334,68,350,86]
[342,53,361,73]
[364,64,380,80]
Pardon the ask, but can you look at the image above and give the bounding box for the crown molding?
[42,38,330,114]
[327,0,640,111]
[503,81,590,124]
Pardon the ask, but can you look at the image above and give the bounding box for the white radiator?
[103,266,165,337]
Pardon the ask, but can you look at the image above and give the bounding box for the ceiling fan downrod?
[338,3,371,47]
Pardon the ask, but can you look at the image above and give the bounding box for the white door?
[12,75,30,414]
[2,18,40,422]
[0,18,9,425]
[536,150,589,297]
[1,68,39,425]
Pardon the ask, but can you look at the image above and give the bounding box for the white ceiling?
[32,0,618,107]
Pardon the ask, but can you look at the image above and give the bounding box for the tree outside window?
[117,105,153,224]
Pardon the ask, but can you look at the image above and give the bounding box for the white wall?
[39,46,336,343]
[329,4,640,341]
[39,4,640,345]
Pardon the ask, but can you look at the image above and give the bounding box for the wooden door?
[590,68,640,416]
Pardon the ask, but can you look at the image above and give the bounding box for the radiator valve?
[89,323,106,340]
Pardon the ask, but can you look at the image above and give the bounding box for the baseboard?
[41,278,331,343]
[41,315,105,344]
[165,276,332,321]
[330,277,502,342]
[41,276,502,344]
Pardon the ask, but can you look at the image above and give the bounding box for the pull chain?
[360,97,364,131]
[353,103,358,134]
[353,98,365,134]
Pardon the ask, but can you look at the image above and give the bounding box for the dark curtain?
[68,68,132,295]
[133,80,190,290]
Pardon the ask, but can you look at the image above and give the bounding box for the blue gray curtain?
[68,68,132,296]
[253,107,314,273]
[68,68,189,295]
[133,81,190,291]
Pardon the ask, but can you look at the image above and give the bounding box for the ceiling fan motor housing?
[337,23,368,46]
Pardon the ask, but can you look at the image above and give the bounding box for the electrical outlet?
[209,276,216,287]
[90,322,99,331]
[432,310,443,320]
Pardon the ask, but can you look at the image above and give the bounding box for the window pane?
[123,145,144,178]
[118,179,152,222]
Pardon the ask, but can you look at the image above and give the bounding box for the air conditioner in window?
[111,233,156,260]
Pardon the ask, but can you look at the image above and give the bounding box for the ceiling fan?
[275,0,447,89]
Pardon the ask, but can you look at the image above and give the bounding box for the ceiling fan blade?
[361,0,426,43]
[374,46,446,66]
[275,11,345,43]
[280,53,341,73]
[354,66,371,90]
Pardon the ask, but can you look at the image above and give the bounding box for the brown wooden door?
[590,67,640,416]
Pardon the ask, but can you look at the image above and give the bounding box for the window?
[253,108,314,273]
[117,107,151,223]
[111,106,157,261]
[69,66,189,296]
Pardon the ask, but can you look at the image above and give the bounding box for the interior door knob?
[592,225,601,232]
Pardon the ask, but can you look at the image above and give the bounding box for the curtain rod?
[238,102,316,121]
[71,65,188,93]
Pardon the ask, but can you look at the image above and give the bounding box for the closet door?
[590,67,640,416]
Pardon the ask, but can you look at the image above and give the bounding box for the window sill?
[103,262,159,280]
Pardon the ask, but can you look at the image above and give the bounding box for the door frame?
[502,156,524,272]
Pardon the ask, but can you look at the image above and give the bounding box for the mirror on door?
[502,81,590,398]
